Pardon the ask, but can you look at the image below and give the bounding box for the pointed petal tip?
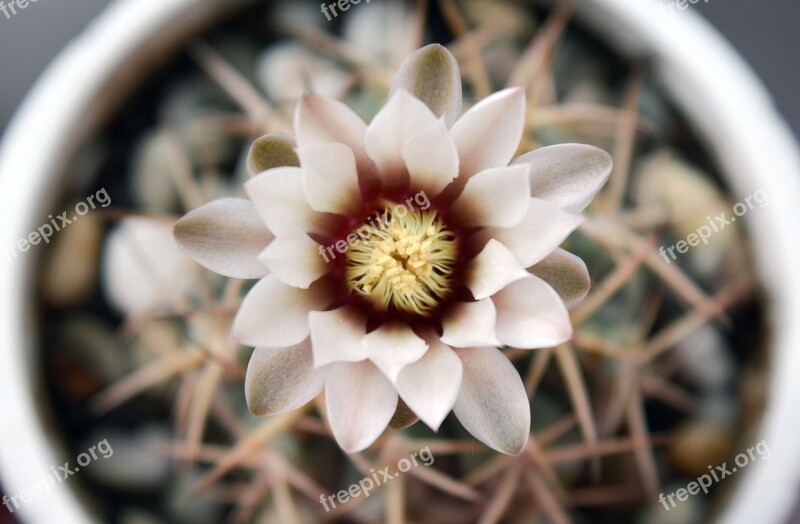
[506,433,530,456]
[173,198,273,279]
[245,342,325,417]
[515,143,614,213]
[391,43,462,127]
[362,323,429,383]
[453,347,531,455]
[396,336,463,432]
[325,361,397,454]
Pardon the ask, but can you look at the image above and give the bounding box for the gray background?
[0,0,798,522]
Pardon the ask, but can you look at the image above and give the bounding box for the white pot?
[0,1,254,523]
[575,2,800,523]
[1,0,798,523]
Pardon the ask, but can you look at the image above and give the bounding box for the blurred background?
[1,0,798,523]
[1,0,798,138]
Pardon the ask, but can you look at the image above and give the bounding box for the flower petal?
[325,361,398,453]
[402,118,460,197]
[449,165,531,228]
[450,87,525,180]
[466,239,529,300]
[390,44,462,127]
[476,198,584,268]
[309,306,368,367]
[174,198,273,279]
[247,132,300,176]
[365,90,438,189]
[441,299,500,348]
[232,275,334,348]
[294,93,379,194]
[245,167,337,236]
[362,323,428,383]
[529,248,590,309]
[258,228,329,289]
[492,275,572,349]
[298,143,363,215]
[514,143,613,213]
[453,347,530,455]
[245,340,325,416]
[396,335,463,431]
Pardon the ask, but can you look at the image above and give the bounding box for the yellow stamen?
[345,207,458,315]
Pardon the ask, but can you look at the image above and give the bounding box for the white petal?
[309,306,368,367]
[297,142,362,215]
[362,323,428,383]
[514,143,613,212]
[453,347,530,455]
[451,87,526,179]
[103,217,195,316]
[232,275,334,348]
[325,361,398,453]
[492,275,572,349]
[441,299,500,348]
[450,165,531,228]
[245,167,334,236]
[476,198,584,268]
[402,118,460,197]
[466,240,529,300]
[245,340,325,416]
[258,228,329,289]
[365,90,438,188]
[396,335,463,431]
[390,44,463,127]
[294,94,379,193]
[174,198,273,279]
[529,248,591,309]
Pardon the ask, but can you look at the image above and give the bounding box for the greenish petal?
[390,44,463,127]
[247,132,300,176]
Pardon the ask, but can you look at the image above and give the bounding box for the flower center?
[345,206,458,315]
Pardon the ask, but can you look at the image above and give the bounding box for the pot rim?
[1,0,799,522]
[0,0,253,522]
[575,1,800,522]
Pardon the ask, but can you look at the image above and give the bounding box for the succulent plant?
[41,1,763,522]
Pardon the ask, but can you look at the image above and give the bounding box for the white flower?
[175,45,612,455]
